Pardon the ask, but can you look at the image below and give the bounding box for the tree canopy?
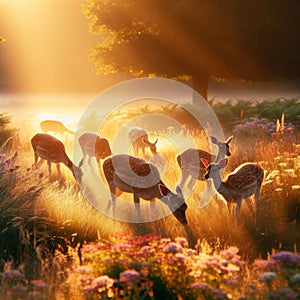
[82,0,300,99]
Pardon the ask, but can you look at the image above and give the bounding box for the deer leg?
[150,199,156,219]
[47,161,52,176]
[134,194,142,220]
[187,177,197,191]
[234,199,242,222]
[179,170,189,189]
[35,154,45,169]
[56,163,61,177]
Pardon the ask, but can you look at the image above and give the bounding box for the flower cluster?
[233,117,295,144]
[76,234,247,299]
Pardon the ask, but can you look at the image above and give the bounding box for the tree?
[82,0,300,100]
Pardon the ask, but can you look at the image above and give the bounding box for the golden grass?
[14,122,300,260]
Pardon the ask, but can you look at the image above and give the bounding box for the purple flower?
[163,242,183,254]
[272,251,300,265]
[259,272,277,283]
[2,269,24,281]
[267,288,298,300]
[191,282,213,291]
[119,269,140,283]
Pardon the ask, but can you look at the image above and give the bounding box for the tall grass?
[0,99,299,298]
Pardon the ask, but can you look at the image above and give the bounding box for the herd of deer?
[31,124,264,225]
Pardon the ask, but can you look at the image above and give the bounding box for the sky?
[0,0,130,95]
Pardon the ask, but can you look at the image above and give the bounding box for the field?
[0,98,300,299]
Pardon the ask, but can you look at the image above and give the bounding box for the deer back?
[79,132,112,159]
[225,163,264,191]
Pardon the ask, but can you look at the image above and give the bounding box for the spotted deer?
[78,132,112,167]
[128,127,158,156]
[201,158,264,222]
[176,136,233,190]
[103,154,187,224]
[31,133,82,182]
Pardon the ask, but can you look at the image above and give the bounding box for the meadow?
[0,98,300,299]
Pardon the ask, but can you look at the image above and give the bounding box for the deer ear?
[201,158,210,168]
[226,136,233,144]
[158,184,169,196]
[218,158,228,168]
[154,138,158,144]
[211,136,218,144]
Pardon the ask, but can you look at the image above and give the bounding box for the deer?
[40,120,74,135]
[102,154,188,225]
[128,127,158,157]
[78,132,112,167]
[31,133,82,182]
[201,157,264,222]
[176,136,233,191]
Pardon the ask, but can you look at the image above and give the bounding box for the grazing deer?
[40,120,74,135]
[128,127,158,156]
[176,136,233,190]
[201,158,264,222]
[78,132,112,167]
[31,133,82,182]
[103,154,187,225]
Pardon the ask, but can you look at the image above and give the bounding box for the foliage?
[82,0,300,98]
[67,234,300,300]
[210,97,300,133]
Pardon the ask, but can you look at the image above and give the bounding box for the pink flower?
[90,275,114,290]
[31,279,48,290]
[175,237,188,247]
[140,245,155,254]
[119,269,140,283]
[74,266,93,274]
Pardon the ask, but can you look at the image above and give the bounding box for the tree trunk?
[190,73,208,103]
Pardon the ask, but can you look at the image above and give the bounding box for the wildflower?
[212,288,228,299]
[253,259,279,271]
[260,272,277,283]
[272,251,300,265]
[191,282,213,291]
[119,269,140,283]
[113,242,131,251]
[140,245,155,254]
[80,276,95,286]
[2,269,24,281]
[290,273,300,284]
[74,266,93,274]
[186,249,196,255]
[220,246,240,260]
[267,287,298,300]
[31,279,48,290]
[175,237,188,247]
[90,275,114,290]
[175,253,186,261]
[163,242,183,254]
[11,283,27,298]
